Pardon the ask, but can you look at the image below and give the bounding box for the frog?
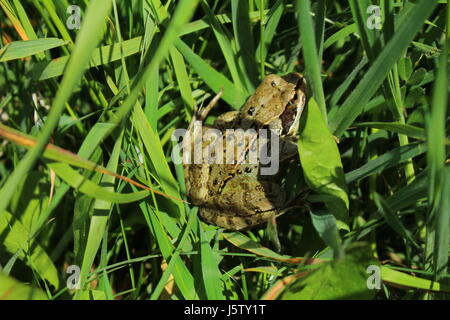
[183,73,307,230]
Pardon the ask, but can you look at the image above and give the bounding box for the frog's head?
[240,73,307,138]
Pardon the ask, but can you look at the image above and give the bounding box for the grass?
[0,0,448,300]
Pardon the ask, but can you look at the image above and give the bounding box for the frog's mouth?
[280,76,305,135]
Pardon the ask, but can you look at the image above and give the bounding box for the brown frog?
[184,73,306,230]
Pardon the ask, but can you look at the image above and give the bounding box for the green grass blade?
[373,193,420,249]
[201,1,245,90]
[0,211,59,288]
[354,122,428,141]
[0,38,67,62]
[427,17,449,279]
[175,39,248,109]
[296,0,327,122]
[0,0,113,217]
[345,143,427,184]
[32,37,144,80]
[231,0,258,91]
[198,223,225,299]
[330,0,439,137]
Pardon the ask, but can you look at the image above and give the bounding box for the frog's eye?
[271,81,277,87]
[247,106,256,116]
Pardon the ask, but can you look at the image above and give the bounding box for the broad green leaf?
[408,67,427,85]
[398,57,413,81]
[309,209,343,258]
[298,99,349,228]
[280,243,378,300]
[0,38,67,62]
[0,273,47,300]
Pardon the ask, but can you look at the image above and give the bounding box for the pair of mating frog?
[183,73,307,231]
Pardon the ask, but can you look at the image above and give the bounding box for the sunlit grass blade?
[32,37,144,80]
[0,123,181,201]
[0,38,67,62]
[381,266,450,293]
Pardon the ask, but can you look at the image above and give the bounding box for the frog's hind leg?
[200,207,275,231]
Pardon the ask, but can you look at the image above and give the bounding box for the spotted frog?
[184,73,306,230]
